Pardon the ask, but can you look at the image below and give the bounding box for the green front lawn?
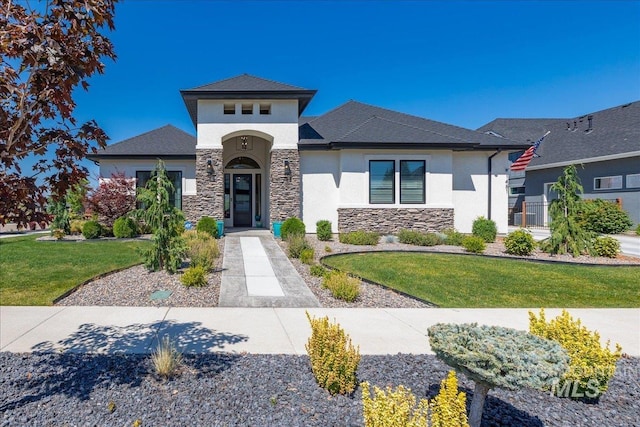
[0,235,151,305]
[322,252,640,307]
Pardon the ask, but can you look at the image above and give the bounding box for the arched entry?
[222,133,271,228]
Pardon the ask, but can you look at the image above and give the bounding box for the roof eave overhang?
[87,154,196,161]
[180,89,318,125]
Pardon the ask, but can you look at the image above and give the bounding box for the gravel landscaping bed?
[1,352,638,427]
[58,239,224,307]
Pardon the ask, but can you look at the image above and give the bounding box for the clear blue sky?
[68,0,640,176]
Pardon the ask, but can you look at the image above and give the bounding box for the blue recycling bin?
[272,221,282,238]
[216,220,224,238]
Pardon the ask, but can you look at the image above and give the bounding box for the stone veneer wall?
[337,208,454,234]
[269,149,301,223]
[182,149,224,222]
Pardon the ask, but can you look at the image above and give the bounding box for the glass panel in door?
[233,174,252,227]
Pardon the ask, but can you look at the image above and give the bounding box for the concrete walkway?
[219,230,320,307]
[1,307,638,356]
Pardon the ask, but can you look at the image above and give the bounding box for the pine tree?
[542,165,594,256]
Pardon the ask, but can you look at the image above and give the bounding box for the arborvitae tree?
[428,323,569,427]
[135,160,186,273]
[542,165,594,256]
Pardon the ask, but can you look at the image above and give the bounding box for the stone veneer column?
[182,148,224,222]
[269,148,301,223]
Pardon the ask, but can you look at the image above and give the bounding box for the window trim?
[223,103,235,115]
[369,160,396,204]
[135,170,183,210]
[626,173,640,189]
[241,103,253,115]
[259,103,271,115]
[594,175,623,191]
[399,160,426,204]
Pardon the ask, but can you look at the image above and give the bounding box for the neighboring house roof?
[88,125,196,160]
[478,101,640,169]
[180,74,317,124]
[299,100,528,150]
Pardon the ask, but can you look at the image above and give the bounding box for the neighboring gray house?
[89,74,528,234]
[479,101,640,225]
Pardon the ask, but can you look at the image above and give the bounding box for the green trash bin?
[216,220,224,237]
[272,221,282,238]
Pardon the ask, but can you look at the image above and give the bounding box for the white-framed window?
[223,103,235,115]
[626,173,640,189]
[594,175,622,190]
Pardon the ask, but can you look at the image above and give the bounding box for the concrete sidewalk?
[2,306,638,356]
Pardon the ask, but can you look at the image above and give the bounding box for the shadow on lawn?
[0,321,247,413]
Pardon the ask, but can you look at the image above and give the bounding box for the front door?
[233,174,252,227]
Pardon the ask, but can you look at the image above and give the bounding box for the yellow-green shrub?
[362,382,429,427]
[430,371,468,427]
[362,371,468,427]
[305,312,361,395]
[70,219,86,235]
[180,265,207,287]
[322,270,360,302]
[529,308,622,399]
[183,231,219,271]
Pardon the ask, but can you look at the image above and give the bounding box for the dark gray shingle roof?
[181,74,317,124]
[478,101,640,167]
[299,101,527,150]
[88,125,196,159]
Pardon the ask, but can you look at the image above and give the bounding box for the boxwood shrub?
[113,216,138,238]
[504,229,535,256]
[196,216,218,238]
[82,220,102,239]
[316,220,332,241]
[462,235,486,254]
[472,216,497,243]
[281,217,306,240]
[593,236,620,258]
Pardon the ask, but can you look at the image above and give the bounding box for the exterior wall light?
[284,160,291,181]
[206,159,214,176]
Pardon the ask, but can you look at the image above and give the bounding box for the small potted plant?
[255,214,262,228]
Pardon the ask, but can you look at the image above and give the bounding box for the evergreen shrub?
[281,217,306,240]
[113,216,138,238]
[592,236,620,258]
[316,220,332,241]
[310,264,328,277]
[397,229,443,246]
[288,234,311,258]
[196,216,218,238]
[529,309,622,399]
[443,228,465,246]
[503,229,535,256]
[300,248,315,265]
[322,271,360,302]
[472,216,497,243]
[82,220,102,239]
[462,236,486,254]
[180,264,207,287]
[577,199,633,234]
[305,312,361,395]
[339,230,379,245]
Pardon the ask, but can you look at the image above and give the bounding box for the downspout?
[487,149,501,220]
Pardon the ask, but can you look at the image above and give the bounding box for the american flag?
[510,131,550,171]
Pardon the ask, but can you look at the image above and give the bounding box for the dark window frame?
[399,160,425,204]
[369,160,396,204]
[136,170,182,210]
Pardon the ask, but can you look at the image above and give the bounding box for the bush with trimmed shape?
[113,216,138,238]
[339,230,379,245]
[472,216,497,243]
[196,216,218,238]
[305,312,361,395]
[503,229,535,256]
[462,236,486,254]
[82,220,102,239]
[316,220,332,241]
[592,236,620,258]
[281,217,306,240]
[577,199,633,234]
[529,308,622,400]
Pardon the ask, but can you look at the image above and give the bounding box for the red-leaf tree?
[85,172,136,227]
[0,0,117,227]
